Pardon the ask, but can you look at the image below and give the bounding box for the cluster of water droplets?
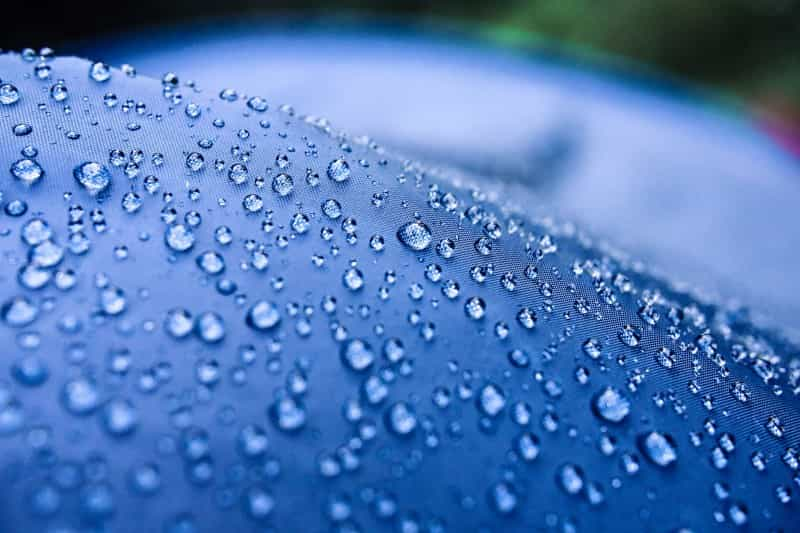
[0,50,797,532]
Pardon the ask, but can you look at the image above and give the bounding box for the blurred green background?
[395,0,800,120]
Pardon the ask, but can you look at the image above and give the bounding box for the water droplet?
[196,251,225,275]
[237,424,269,458]
[129,463,161,496]
[195,312,225,343]
[557,463,585,495]
[101,398,138,437]
[514,432,541,462]
[12,123,32,136]
[618,325,641,347]
[638,431,678,467]
[342,267,365,291]
[322,198,342,219]
[592,386,631,423]
[488,482,519,515]
[327,158,351,183]
[271,173,294,196]
[477,383,506,417]
[269,396,306,432]
[165,308,194,338]
[165,224,195,252]
[464,297,487,320]
[246,96,269,112]
[186,152,205,172]
[61,377,100,415]
[11,355,49,386]
[1,296,39,327]
[582,338,603,360]
[100,286,127,315]
[246,300,281,331]
[397,220,432,251]
[73,162,112,196]
[21,218,52,246]
[228,163,248,185]
[243,486,275,520]
[50,81,68,102]
[516,307,537,329]
[0,83,20,105]
[10,158,44,185]
[341,339,375,372]
[89,61,112,82]
[121,192,143,213]
[384,401,417,436]
[383,338,405,363]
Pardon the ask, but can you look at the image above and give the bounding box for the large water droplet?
[73,162,112,196]
[464,296,487,320]
[11,158,44,185]
[639,431,678,467]
[195,312,225,343]
[101,398,138,437]
[61,377,101,415]
[0,83,21,105]
[488,482,519,515]
[340,339,375,372]
[271,173,294,197]
[397,220,432,251]
[557,463,585,495]
[269,396,307,432]
[342,267,365,291]
[477,383,507,417]
[246,301,281,331]
[89,61,112,82]
[327,158,351,183]
[1,296,39,327]
[196,251,225,276]
[592,386,631,423]
[165,308,194,339]
[165,224,195,252]
[384,401,417,437]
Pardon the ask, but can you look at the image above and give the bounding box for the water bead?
[639,431,678,467]
[340,339,375,372]
[397,220,433,251]
[246,301,282,331]
[246,96,268,112]
[13,123,32,136]
[271,173,294,196]
[327,158,351,182]
[89,61,112,82]
[73,162,112,196]
[0,83,21,105]
[185,152,205,172]
[464,297,487,320]
[384,401,418,437]
[165,224,195,252]
[592,386,631,423]
[11,159,44,185]
[1,296,39,327]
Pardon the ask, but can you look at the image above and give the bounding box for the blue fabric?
[75,23,800,336]
[0,52,798,532]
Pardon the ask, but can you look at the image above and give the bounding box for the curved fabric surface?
[0,52,798,532]
[74,22,800,336]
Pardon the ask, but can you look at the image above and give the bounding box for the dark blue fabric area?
[0,53,798,533]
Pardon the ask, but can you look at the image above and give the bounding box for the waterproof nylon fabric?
[0,53,798,532]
